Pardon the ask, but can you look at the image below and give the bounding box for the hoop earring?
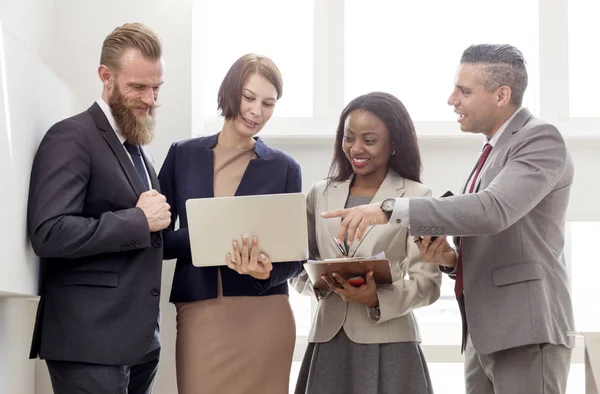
[391,149,396,155]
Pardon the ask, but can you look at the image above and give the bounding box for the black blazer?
[158,133,304,303]
[27,103,163,365]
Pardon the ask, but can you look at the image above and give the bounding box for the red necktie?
[454,143,493,299]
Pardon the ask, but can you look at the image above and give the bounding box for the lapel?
[140,148,160,192]
[325,170,406,257]
[472,108,534,192]
[89,103,148,197]
[235,137,268,196]
[461,163,478,194]
[194,133,269,198]
[195,134,218,198]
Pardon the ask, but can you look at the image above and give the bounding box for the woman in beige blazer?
[291,92,441,394]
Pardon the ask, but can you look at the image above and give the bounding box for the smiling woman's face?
[342,109,392,178]
[230,73,278,138]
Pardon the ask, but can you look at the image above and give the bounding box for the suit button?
[134,241,141,247]
[151,289,160,296]
[418,226,425,232]
[437,228,443,234]
[153,240,162,248]
[396,219,401,224]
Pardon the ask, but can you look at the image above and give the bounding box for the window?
[568,0,600,118]
[569,222,600,332]
[193,0,314,119]
[289,287,312,337]
[413,277,462,345]
[344,0,539,121]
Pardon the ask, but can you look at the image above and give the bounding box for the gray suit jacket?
[27,103,163,365]
[291,171,441,344]
[409,108,575,355]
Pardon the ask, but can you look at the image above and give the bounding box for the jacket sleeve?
[409,124,569,236]
[371,188,442,324]
[27,120,151,259]
[158,142,192,260]
[253,160,305,292]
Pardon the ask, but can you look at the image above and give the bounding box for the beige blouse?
[212,143,256,197]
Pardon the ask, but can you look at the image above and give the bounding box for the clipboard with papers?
[303,252,392,289]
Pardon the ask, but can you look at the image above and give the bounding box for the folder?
[304,256,392,289]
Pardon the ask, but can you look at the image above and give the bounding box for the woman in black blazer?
[158,54,304,394]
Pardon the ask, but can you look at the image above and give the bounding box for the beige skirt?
[175,270,296,394]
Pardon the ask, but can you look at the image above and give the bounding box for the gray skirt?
[295,329,434,394]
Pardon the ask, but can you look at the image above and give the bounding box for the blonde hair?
[100,23,162,70]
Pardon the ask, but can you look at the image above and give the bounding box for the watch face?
[383,199,394,211]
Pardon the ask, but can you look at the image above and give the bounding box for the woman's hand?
[226,235,272,280]
[321,271,379,307]
[413,236,457,268]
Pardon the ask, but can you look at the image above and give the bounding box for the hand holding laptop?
[226,235,273,280]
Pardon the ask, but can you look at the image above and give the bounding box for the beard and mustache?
[109,85,157,146]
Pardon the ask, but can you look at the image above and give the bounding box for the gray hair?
[460,44,528,107]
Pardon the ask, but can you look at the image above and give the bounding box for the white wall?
[0,298,38,394]
[0,0,55,63]
[0,1,61,393]
[0,21,79,297]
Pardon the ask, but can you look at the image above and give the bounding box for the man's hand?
[413,236,457,268]
[226,236,272,280]
[136,189,171,232]
[321,271,378,307]
[321,202,387,245]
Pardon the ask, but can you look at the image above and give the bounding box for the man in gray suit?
[322,44,574,393]
[27,23,170,394]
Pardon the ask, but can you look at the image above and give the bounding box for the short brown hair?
[217,54,283,120]
[100,23,162,70]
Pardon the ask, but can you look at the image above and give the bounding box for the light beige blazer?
[291,170,441,344]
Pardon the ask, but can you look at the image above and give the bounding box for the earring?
[391,149,396,155]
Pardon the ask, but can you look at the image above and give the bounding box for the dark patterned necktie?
[123,141,150,191]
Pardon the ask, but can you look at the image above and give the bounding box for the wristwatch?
[369,304,381,322]
[380,198,395,221]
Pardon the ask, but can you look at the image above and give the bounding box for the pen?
[333,236,347,256]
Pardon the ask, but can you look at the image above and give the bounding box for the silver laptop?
[185,193,309,267]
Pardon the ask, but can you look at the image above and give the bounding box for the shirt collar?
[199,132,270,159]
[487,107,523,148]
[96,98,127,145]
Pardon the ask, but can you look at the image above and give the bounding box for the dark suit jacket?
[27,103,163,365]
[158,133,304,302]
